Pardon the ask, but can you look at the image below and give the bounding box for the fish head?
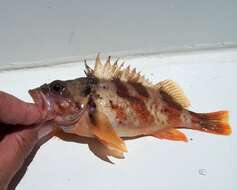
[29,78,90,127]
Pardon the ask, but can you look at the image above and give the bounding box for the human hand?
[0,91,52,190]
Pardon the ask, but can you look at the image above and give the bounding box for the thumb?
[0,124,52,189]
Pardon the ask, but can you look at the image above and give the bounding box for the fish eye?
[50,80,65,93]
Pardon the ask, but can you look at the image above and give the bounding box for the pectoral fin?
[105,145,125,159]
[152,129,188,142]
[89,111,128,153]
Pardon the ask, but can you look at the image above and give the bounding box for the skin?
[0,91,52,190]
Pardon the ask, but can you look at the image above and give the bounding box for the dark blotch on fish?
[113,79,153,124]
[88,96,97,124]
[129,82,149,98]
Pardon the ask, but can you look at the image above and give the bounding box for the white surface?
[0,0,237,65]
[0,49,236,190]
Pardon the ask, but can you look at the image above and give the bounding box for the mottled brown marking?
[113,79,130,99]
[110,100,127,121]
[160,90,183,110]
[88,96,97,125]
[130,99,154,125]
[113,79,154,126]
[129,82,149,98]
[159,103,182,126]
[81,85,91,96]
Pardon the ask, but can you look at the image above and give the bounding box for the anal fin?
[152,129,188,142]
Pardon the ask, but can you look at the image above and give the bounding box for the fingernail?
[37,124,53,139]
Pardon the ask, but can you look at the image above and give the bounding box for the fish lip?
[29,89,44,108]
[29,88,54,121]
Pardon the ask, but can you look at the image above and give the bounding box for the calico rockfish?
[29,55,231,155]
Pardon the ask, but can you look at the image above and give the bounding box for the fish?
[29,55,231,156]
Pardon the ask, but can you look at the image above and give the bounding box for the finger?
[0,127,38,188]
[0,124,52,189]
[0,91,42,125]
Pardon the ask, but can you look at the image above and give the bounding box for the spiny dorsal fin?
[156,80,190,108]
[85,55,191,108]
[84,59,93,77]
[84,54,153,87]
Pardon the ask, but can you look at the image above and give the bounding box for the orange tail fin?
[189,111,231,135]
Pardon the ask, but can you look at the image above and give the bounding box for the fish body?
[29,55,231,154]
[67,79,187,138]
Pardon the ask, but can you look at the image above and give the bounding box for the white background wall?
[0,0,237,66]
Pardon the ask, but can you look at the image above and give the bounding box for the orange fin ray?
[89,110,128,153]
[104,145,125,159]
[152,129,188,142]
[189,111,231,135]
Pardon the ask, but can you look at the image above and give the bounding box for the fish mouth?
[28,88,54,121]
[29,88,86,128]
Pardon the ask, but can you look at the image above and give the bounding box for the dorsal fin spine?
[84,55,190,108]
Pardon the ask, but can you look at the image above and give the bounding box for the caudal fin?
[189,111,231,135]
